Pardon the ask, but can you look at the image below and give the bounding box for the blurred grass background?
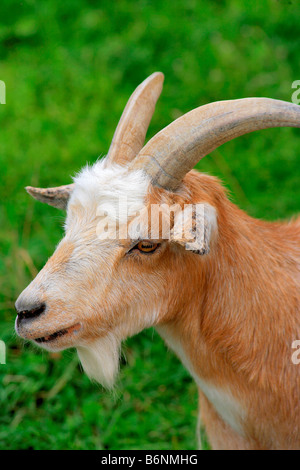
[0,0,299,450]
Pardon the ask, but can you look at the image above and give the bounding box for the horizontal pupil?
[137,241,157,252]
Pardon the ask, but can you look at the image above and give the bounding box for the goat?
[15,72,300,450]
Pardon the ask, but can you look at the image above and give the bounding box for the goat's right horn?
[106,72,164,165]
[130,98,300,191]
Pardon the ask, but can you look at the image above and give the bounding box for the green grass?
[0,0,299,450]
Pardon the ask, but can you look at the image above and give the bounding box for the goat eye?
[137,241,159,253]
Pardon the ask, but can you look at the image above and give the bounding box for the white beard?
[77,334,121,389]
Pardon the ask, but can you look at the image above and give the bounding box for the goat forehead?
[67,159,150,222]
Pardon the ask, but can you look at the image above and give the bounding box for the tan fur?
[16,168,300,450]
[150,171,300,449]
[15,76,300,449]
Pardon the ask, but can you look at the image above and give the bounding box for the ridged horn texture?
[107,72,164,165]
[26,184,75,210]
[130,98,300,191]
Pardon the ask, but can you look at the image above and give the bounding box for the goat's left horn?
[130,98,300,190]
[107,72,164,165]
[26,184,74,210]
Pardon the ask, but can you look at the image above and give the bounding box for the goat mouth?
[34,323,81,344]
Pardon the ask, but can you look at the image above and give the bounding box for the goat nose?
[15,302,46,324]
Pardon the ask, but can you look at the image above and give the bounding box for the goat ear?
[170,203,217,255]
[26,184,74,210]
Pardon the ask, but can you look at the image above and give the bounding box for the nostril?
[17,303,46,322]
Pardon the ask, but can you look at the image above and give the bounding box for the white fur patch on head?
[67,157,151,228]
[77,334,121,389]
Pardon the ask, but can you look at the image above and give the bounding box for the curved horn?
[26,184,74,210]
[25,73,164,210]
[130,98,300,190]
[107,72,164,165]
